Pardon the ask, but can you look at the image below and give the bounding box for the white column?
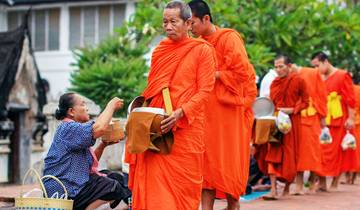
[125,0,135,22]
[59,4,70,52]
[0,6,8,32]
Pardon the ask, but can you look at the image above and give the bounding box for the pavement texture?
[1,178,360,210]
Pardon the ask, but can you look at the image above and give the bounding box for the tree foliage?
[131,0,360,74]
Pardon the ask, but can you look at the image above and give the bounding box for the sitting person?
[43,93,131,210]
[247,145,271,195]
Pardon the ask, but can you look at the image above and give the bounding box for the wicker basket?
[15,168,73,210]
[102,119,125,143]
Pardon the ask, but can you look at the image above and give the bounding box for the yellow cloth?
[325,91,343,125]
[301,97,317,117]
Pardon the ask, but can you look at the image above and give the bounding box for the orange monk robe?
[319,70,356,176]
[125,37,216,210]
[353,85,360,172]
[243,63,258,183]
[201,27,254,199]
[269,72,309,182]
[297,67,327,173]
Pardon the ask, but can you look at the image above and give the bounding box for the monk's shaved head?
[188,0,213,23]
[166,0,192,21]
[311,51,332,75]
[275,54,292,65]
[274,55,292,78]
[311,51,329,62]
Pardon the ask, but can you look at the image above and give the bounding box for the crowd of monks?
[123,0,359,209]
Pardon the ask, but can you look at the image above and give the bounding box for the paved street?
[214,178,360,210]
[1,178,360,210]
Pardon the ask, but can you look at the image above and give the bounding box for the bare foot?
[282,190,290,196]
[283,183,290,196]
[317,187,328,193]
[329,186,339,192]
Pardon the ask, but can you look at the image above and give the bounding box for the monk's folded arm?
[218,32,250,94]
[243,64,258,108]
[315,71,328,118]
[181,45,216,126]
[294,78,310,114]
[341,73,356,110]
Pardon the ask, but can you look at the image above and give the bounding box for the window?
[7,9,60,51]
[69,4,126,49]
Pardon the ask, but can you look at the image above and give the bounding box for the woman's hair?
[55,93,76,120]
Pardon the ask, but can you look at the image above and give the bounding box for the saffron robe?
[268,72,309,182]
[353,85,360,172]
[319,70,356,176]
[201,27,254,199]
[125,37,216,210]
[297,67,327,173]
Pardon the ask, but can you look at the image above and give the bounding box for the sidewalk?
[214,179,360,210]
[2,180,360,210]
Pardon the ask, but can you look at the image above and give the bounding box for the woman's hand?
[93,97,124,139]
[100,140,120,147]
[108,97,124,111]
[161,108,184,133]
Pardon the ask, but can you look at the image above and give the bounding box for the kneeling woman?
[43,93,131,210]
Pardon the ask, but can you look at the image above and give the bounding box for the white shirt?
[259,69,278,98]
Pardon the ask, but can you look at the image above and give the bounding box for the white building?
[0,0,136,100]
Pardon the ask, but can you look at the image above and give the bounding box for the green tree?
[130,0,359,74]
[70,28,151,116]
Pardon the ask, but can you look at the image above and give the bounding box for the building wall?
[1,0,136,100]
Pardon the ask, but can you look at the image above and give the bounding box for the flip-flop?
[317,188,328,192]
[262,195,278,201]
[292,191,305,196]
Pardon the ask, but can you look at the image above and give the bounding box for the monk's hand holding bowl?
[215,71,221,79]
[161,108,184,134]
[345,117,354,130]
[278,107,294,115]
[320,118,327,128]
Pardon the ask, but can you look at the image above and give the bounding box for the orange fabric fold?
[125,37,216,210]
[297,68,327,173]
[203,27,250,106]
[353,85,360,172]
[201,27,255,199]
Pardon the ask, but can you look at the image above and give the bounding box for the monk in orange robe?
[311,51,356,191]
[189,1,256,209]
[293,66,327,194]
[352,85,360,183]
[125,2,216,209]
[260,55,309,200]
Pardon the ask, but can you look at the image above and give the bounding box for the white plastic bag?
[341,131,356,150]
[320,127,332,144]
[276,111,292,134]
